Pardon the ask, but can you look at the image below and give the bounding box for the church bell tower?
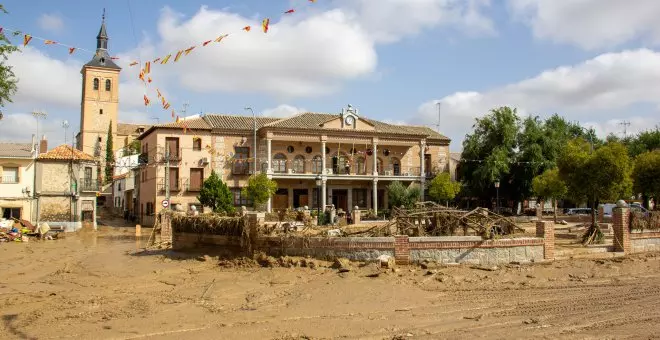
[78,9,121,173]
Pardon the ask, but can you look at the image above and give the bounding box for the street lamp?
[494,181,500,213]
[244,107,257,174]
[315,175,322,225]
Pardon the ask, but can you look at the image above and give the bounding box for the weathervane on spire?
[102,8,106,22]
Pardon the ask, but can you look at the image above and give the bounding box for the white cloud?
[415,48,660,146]
[0,113,66,146]
[583,117,660,139]
[261,104,305,118]
[37,13,65,33]
[507,0,660,50]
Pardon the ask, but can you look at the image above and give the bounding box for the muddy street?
[1,227,659,340]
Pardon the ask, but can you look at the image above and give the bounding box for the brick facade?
[612,207,630,253]
[536,221,555,260]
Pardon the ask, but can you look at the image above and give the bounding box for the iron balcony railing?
[157,177,182,192]
[1,175,19,183]
[79,177,99,192]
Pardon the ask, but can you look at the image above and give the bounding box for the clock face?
[345,116,355,125]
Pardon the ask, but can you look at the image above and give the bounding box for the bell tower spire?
[96,8,108,50]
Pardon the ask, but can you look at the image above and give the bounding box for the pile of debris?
[0,219,59,243]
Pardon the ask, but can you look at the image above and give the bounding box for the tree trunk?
[591,196,599,227]
[553,198,558,223]
[642,195,650,210]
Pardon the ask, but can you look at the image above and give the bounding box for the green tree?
[198,171,234,213]
[104,122,114,184]
[242,173,277,209]
[428,172,461,206]
[558,139,633,244]
[387,181,421,209]
[125,139,141,156]
[632,150,660,209]
[532,168,567,223]
[0,5,19,107]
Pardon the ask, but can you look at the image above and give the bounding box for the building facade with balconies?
[135,105,450,224]
[35,145,99,231]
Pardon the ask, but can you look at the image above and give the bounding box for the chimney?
[39,135,48,154]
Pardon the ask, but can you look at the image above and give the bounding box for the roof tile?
[38,145,95,161]
[0,143,33,158]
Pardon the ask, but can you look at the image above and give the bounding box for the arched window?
[355,157,366,175]
[312,155,323,174]
[391,157,401,176]
[93,78,99,90]
[273,153,287,173]
[377,158,383,175]
[293,155,305,173]
[105,79,111,91]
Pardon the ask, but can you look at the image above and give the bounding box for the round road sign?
[162,199,170,208]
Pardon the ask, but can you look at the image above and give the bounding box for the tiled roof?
[0,143,33,158]
[38,145,95,161]
[263,112,450,141]
[157,117,212,129]
[204,114,280,130]
[117,123,151,136]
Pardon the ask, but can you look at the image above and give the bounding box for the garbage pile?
[0,218,59,243]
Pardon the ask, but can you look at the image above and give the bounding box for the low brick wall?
[630,232,660,253]
[408,236,545,265]
[257,237,394,261]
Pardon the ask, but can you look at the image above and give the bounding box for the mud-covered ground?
[1,227,659,339]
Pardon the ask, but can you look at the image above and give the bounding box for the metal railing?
[157,177,182,192]
[79,177,99,191]
[1,175,18,183]
[232,161,251,175]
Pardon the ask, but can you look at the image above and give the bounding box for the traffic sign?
[161,199,170,208]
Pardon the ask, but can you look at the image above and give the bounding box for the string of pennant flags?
[0,26,110,57]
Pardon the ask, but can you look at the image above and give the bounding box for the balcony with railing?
[79,177,99,192]
[232,160,251,175]
[157,177,182,192]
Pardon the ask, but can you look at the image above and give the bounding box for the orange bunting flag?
[44,40,57,45]
[147,77,152,83]
[171,110,175,119]
[202,40,212,46]
[163,103,171,110]
[139,70,145,81]
[174,50,184,62]
[284,9,295,14]
[161,54,171,64]
[23,34,32,46]
[129,61,138,66]
[143,95,150,106]
[153,57,161,63]
[68,47,76,54]
[214,34,229,42]
[184,46,195,55]
[242,26,251,32]
[309,0,316,2]
[144,61,151,74]
[110,56,120,60]
[176,116,180,123]
[156,89,162,98]
[161,96,166,106]
[183,123,188,134]
[262,18,270,33]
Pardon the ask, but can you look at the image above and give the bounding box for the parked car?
[566,208,595,216]
[630,203,650,217]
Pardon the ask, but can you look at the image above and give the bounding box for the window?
[293,155,305,173]
[2,207,21,219]
[93,78,99,90]
[356,157,366,175]
[189,168,203,191]
[105,79,111,91]
[332,154,349,174]
[2,167,19,183]
[165,137,180,159]
[312,155,322,174]
[146,202,154,215]
[392,158,401,176]
[192,138,202,151]
[98,137,102,143]
[353,189,367,208]
[273,153,287,173]
[231,188,252,206]
[233,147,250,175]
[99,109,103,115]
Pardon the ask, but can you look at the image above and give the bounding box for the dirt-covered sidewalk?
[1,227,659,339]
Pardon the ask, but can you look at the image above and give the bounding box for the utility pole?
[619,120,631,138]
[62,120,70,144]
[245,107,257,174]
[164,143,170,210]
[32,110,48,153]
[435,102,441,133]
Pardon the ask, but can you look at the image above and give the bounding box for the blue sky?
[2,0,660,150]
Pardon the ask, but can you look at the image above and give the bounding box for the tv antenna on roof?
[435,102,441,133]
[619,120,631,138]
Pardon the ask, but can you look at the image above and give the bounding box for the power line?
[619,120,631,138]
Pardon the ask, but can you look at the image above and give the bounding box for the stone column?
[347,188,353,213]
[536,220,555,260]
[372,179,378,215]
[419,140,426,201]
[287,187,294,209]
[266,137,272,174]
[613,207,630,253]
[372,139,379,176]
[321,137,327,175]
[321,179,327,213]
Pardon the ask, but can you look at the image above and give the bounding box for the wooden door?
[299,195,309,207]
[274,195,288,210]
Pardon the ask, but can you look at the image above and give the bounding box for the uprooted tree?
[557,139,633,244]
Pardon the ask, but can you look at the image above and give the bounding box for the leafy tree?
[532,168,567,222]
[428,172,461,206]
[242,173,277,209]
[125,139,141,156]
[632,150,660,209]
[198,171,234,214]
[387,181,421,209]
[104,122,114,184]
[0,5,18,107]
[558,139,633,244]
